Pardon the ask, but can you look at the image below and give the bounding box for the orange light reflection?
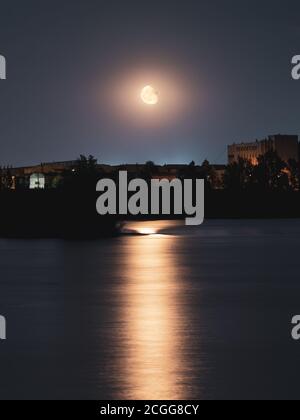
[118,232,191,400]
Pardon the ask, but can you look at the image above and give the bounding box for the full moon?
[141,85,159,105]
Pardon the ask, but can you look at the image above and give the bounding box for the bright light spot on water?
[137,227,157,235]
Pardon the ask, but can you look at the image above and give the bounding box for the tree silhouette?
[143,161,157,180]
[254,151,289,191]
[224,158,254,191]
[287,159,299,191]
[59,155,99,192]
[223,151,295,192]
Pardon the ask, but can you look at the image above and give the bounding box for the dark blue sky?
[0,0,300,166]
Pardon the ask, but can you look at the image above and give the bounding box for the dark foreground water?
[0,220,300,400]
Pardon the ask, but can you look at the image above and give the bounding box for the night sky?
[0,0,300,167]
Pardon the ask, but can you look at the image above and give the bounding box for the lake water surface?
[0,220,300,400]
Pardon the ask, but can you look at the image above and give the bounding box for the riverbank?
[0,190,119,239]
[0,190,300,238]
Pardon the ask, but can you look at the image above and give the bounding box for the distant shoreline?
[0,190,299,239]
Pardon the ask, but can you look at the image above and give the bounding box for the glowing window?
[29,173,45,189]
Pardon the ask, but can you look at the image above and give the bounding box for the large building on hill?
[228,134,299,165]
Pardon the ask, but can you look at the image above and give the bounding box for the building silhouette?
[228,134,299,165]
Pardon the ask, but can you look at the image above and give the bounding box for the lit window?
[29,173,45,189]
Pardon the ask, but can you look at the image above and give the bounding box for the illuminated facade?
[228,135,299,165]
[0,161,78,190]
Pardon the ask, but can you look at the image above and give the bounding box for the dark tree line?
[223,151,299,192]
[1,151,299,193]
